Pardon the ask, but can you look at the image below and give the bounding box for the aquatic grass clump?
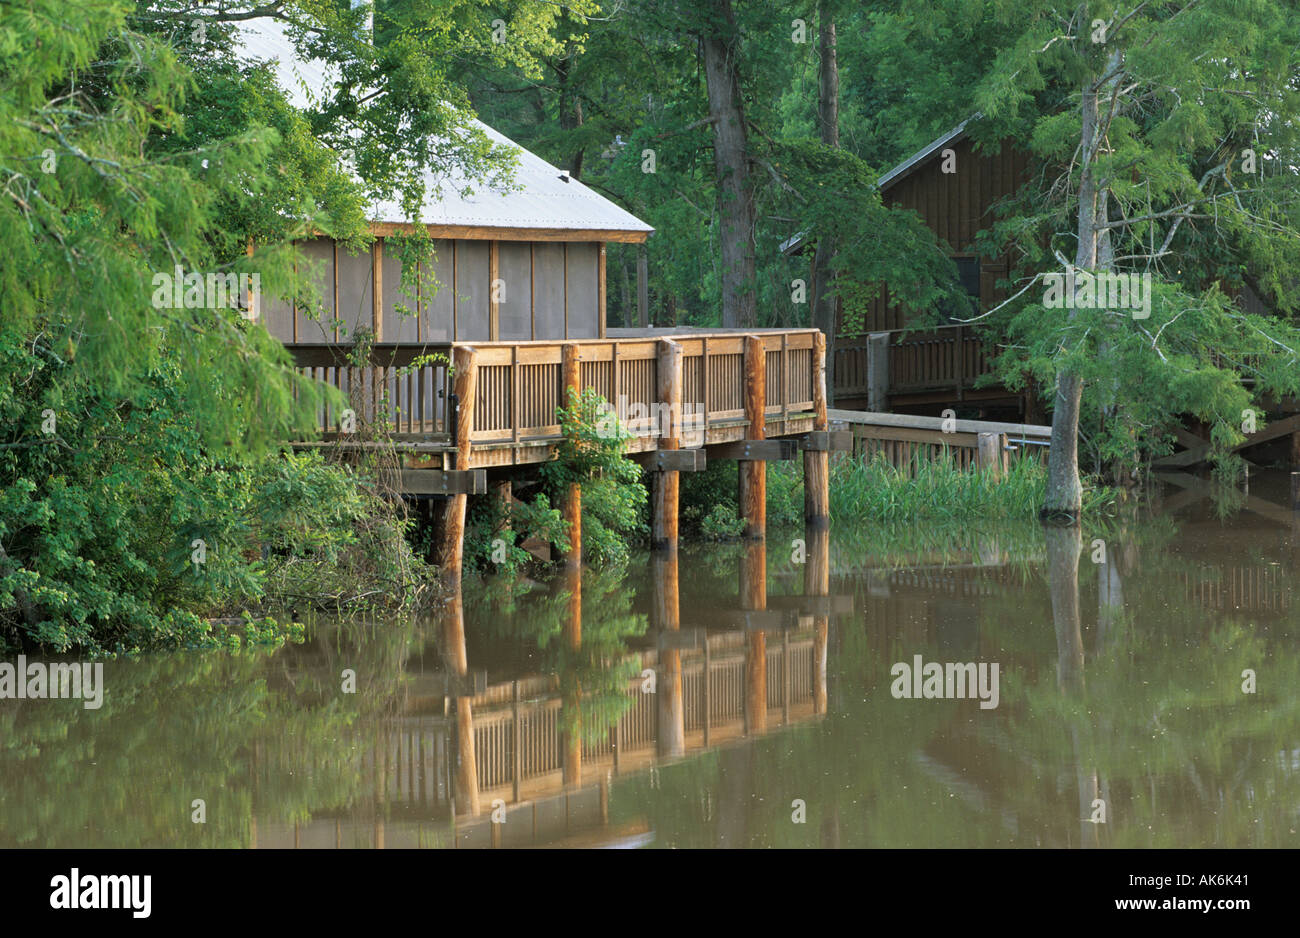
[765,452,1115,525]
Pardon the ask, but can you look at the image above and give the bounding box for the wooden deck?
[290,328,821,470]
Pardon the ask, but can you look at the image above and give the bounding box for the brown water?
[2,472,1298,848]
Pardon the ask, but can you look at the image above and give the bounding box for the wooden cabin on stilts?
[237,21,844,596]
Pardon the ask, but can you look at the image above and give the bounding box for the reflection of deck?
[251,624,825,848]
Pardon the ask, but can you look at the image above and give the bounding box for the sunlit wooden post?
[652,338,684,552]
[561,343,582,569]
[441,592,480,817]
[439,345,478,583]
[806,525,830,715]
[654,553,685,757]
[804,332,830,527]
[739,335,766,540]
[742,539,767,734]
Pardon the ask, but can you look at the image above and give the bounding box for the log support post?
[652,338,684,553]
[739,335,767,540]
[562,341,583,788]
[439,345,478,584]
[804,332,830,528]
[977,431,1006,480]
[561,343,582,569]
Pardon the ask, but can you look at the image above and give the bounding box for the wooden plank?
[634,449,706,472]
[711,439,799,461]
[828,408,1052,439]
[799,429,852,451]
[1154,413,1300,468]
[388,469,486,495]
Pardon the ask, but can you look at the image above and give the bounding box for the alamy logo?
[151,264,260,315]
[890,655,999,709]
[0,656,103,709]
[50,869,151,918]
[1043,266,1151,320]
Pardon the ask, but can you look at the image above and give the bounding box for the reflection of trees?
[465,565,647,745]
[611,519,1300,847]
[0,617,424,847]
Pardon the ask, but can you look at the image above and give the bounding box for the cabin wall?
[260,235,608,345]
[839,137,1030,337]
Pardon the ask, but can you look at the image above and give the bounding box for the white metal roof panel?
[235,19,652,235]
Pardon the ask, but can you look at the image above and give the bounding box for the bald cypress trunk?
[701,0,756,329]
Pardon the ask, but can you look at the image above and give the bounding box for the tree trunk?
[811,1,839,403]
[555,47,585,179]
[1044,58,1104,521]
[700,0,756,328]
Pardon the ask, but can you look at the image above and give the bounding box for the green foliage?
[541,388,647,566]
[0,332,432,654]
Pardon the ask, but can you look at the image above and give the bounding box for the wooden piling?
[804,332,830,528]
[739,335,766,540]
[653,338,684,553]
[438,345,478,583]
[561,343,582,569]
[654,553,685,758]
[977,431,1005,480]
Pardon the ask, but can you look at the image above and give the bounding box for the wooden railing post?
[977,431,1006,480]
[439,345,478,583]
[561,343,582,568]
[804,332,830,528]
[867,332,890,412]
[739,335,766,540]
[652,338,683,552]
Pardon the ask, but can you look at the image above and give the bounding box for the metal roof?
[874,116,977,191]
[779,116,979,255]
[236,19,653,236]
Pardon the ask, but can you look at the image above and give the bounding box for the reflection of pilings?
[806,526,830,715]
[743,539,767,734]
[739,335,767,540]
[655,553,685,758]
[442,593,480,816]
[563,563,582,787]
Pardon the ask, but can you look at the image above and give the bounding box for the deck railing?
[835,324,994,405]
[468,331,817,447]
[290,343,454,440]
[290,330,819,452]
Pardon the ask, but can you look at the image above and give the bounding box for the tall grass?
[764,452,1115,526]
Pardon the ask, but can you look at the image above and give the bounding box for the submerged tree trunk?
[700,0,756,328]
[1045,60,1104,521]
[811,1,839,402]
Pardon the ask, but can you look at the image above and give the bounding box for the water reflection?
[3,473,1299,847]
